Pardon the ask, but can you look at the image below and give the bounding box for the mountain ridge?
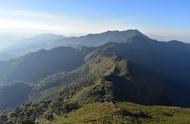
[0,29,190,123]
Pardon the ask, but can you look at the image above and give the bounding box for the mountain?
[1,34,66,56]
[0,46,92,109]
[30,41,190,107]
[0,46,91,84]
[59,29,146,46]
[1,29,190,123]
[100,35,190,85]
[1,30,147,57]
[0,49,190,123]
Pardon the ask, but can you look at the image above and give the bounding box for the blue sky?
[0,0,189,42]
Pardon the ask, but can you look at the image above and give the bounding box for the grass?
[119,102,190,124]
[49,102,190,124]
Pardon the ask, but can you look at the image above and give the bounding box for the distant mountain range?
[0,29,190,123]
[0,30,148,57]
[1,34,66,57]
[0,46,91,83]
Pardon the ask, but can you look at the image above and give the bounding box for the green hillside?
[50,102,190,124]
[1,52,190,124]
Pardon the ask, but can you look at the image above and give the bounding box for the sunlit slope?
[52,102,190,124]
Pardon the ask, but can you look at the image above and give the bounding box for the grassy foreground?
[43,102,190,124]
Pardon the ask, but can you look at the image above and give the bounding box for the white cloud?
[0,9,135,36]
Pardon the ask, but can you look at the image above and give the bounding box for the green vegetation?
[51,102,190,124]
[2,52,190,124]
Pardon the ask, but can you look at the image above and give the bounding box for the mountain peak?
[124,29,142,33]
[124,29,148,38]
[168,40,183,44]
[105,29,151,44]
[102,29,144,36]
